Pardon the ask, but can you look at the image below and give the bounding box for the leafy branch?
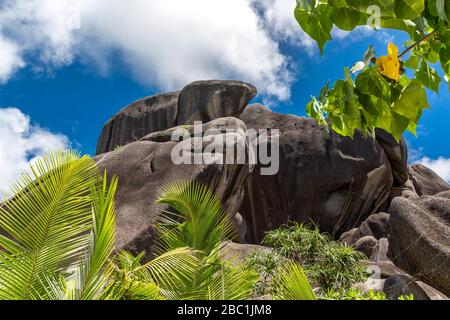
[295,0,450,140]
[399,29,437,58]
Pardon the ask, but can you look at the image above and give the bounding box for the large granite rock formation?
[390,192,450,296]
[96,80,256,154]
[94,117,253,260]
[239,104,394,243]
[90,80,450,299]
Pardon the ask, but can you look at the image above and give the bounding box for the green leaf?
[439,45,450,77]
[380,17,416,36]
[428,0,449,21]
[394,0,425,20]
[404,55,420,69]
[355,68,391,101]
[306,97,327,126]
[389,112,411,140]
[330,7,366,31]
[295,5,333,54]
[360,95,393,134]
[393,80,430,123]
[0,151,98,300]
[415,62,442,93]
[343,0,395,12]
[296,0,317,10]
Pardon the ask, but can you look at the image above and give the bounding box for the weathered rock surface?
[239,106,394,243]
[355,236,378,258]
[409,164,450,196]
[390,194,450,296]
[94,117,253,260]
[360,262,449,300]
[97,80,256,154]
[363,261,409,279]
[415,281,449,300]
[370,238,390,262]
[339,212,390,247]
[177,80,257,125]
[383,274,448,300]
[375,129,409,186]
[218,241,272,265]
[96,92,180,155]
[389,178,419,201]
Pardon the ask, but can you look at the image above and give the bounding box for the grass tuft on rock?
[246,223,367,297]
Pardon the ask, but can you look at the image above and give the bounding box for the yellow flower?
[375,42,400,82]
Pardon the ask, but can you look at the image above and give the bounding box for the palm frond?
[200,249,258,300]
[66,173,118,300]
[0,150,96,300]
[272,262,317,300]
[156,181,235,254]
[102,251,164,300]
[143,247,200,299]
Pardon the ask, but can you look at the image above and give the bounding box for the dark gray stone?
[359,212,390,240]
[363,261,409,279]
[370,238,390,262]
[96,92,180,155]
[239,107,394,243]
[218,241,272,265]
[339,228,361,247]
[375,129,409,186]
[339,212,390,247]
[383,274,443,300]
[177,80,257,126]
[390,195,450,296]
[409,164,450,196]
[415,281,449,300]
[389,178,419,201]
[355,236,378,258]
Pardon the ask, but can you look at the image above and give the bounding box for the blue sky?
[1,0,449,192]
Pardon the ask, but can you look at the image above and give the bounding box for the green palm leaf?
[106,248,200,300]
[273,262,317,300]
[0,150,96,300]
[156,181,235,254]
[200,248,258,300]
[66,173,119,300]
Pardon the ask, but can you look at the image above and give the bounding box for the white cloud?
[0,0,305,101]
[0,108,69,197]
[0,0,402,101]
[0,35,24,83]
[417,157,450,182]
[251,0,316,50]
[0,0,79,72]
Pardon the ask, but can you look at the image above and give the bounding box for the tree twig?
[398,30,437,58]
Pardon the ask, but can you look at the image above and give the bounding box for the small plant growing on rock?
[259,223,367,294]
[245,250,288,297]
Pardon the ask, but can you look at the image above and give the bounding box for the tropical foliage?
[0,151,118,300]
[0,152,376,301]
[295,0,450,140]
[0,158,262,300]
[156,181,235,254]
[263,223,366,291]
[246,223,367,297]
